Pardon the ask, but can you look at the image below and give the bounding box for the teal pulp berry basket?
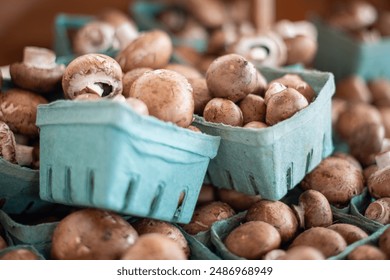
[193,66,335,201]
[36,100,220,224]
[313,17,390,81]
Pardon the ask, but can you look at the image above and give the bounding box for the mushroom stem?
[23,46,57,69]
[252,0,275,32]
[15,144,34,166]
[291,204,305,229]
[375,151,390,170]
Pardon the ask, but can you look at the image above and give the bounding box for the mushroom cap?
[335,75,372,103]
[239,94,266,124]
[378,227,390,258]
[245,200,299,243]
[62,53,123,99]
[188,78,213,116]
[115,30,172,72]
[0,121,16,164]
[206,53,258,103]
[292,189,333,229]
[164,63,203,80]
[347,245,387,260]
[368,79,390,107]
[51,208,138,260]
[129,69,194,128]
[131,218,190,258]
[120,233,187,260]
[327,223,368,245]
[203,98,244,127]
[122,67,152,98]
[368,169,390,199]
[300,156,364,206]
[0,249,39,260]
[217,188,261,212]
[0,88,48,137]
[181,201,235,235]
[284,35,318,66]
[266,87,309,125]
[279,245,325,260]
[224,221,281,260]
[184,0,225,28]
[290,227,347,258]
[124,97,149,116]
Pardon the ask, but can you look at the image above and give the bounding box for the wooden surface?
[0,0,387,65]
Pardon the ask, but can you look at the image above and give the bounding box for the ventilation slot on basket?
[305,149,314,174]
[322,133,328,158]
[64,167,73,203]
[226,170,236,191]
[286,163,294,190]
[148,183,164,215]
[87,169,95,205]
[248,174,260,195]
[46,166,53,200]
[121,174,140,211]
[173,187,188,221]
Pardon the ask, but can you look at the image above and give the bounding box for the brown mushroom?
[62,53,123,99]
[243,121,268,129]
[289,227,347,258]
[164,63,203,80]
[238,94,266,124]
[181,201,235,235]
[347,245,387,260]
[331,98,347,127]
[203,98,244,127]
[197,184,216,206]
[122,68,152,98]
[10,46,65,94]
[131,218,190,258]
[265,87,308,126]
[124,97,149,116]
[369,79,390,108]
[335,76,372,104]
[120,233,187,260]
[115,30,172,72]
[246,200,299,243]
[0,88,48,138]
[364,198,390,224]
[375,11,390,37]
[364,164,379,183]
[188,78,213,116]
[184,0,225,29]
[205,53,258,103]
[263,82,287,104]
[224,221,281,260]
[51,208,138,260]
[327,223,369,245]
[284,35,317,66]
[0,235,7,250]
[300,156,364,206]
[378,227,390,258]
[332,152,362,171]
[262,249,286,260]
[278,245,325,260]
[292,190,333,229]
[0,248,40,260]
[129,69,194,128]
[217,188,261,212]
[367,152,390,199]
[379,107,390,138]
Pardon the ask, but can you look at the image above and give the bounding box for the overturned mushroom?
[10,46,65,94]
[364,198,390,224]
[62,53,123,99]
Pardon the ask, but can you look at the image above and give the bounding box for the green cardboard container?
[313,17,390,81]
[36,100,220,223]
[194,67,335,200]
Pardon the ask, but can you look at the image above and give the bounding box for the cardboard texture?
[194,66,335,200]
[314,18,390,81]
[36,100,220,224]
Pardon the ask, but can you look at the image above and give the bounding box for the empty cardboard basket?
[193,66,335,200]
[36,100,220,223]
[313,18,390,81]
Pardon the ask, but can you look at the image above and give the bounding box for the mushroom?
[292,190,333,229]
[379,107,390,138]
[368,79,390,108]
[181,201,235,235]
[129,69,194,128]
[332,152,363,171]
[267,74,316,103]
[374,11,390,37]
[0,121,17,164]
[378,227,390,258]
[364,198,390,224]
[131,218,190,258]
[262,249,286,260]
[224,221,281,260]
[0,88,48,138]
[335,76,372,104]
[164,64,203,80]
[331,98,347,127]
[367,151,390,199]
[203,98,244,127]
[278,246,325,260]
[206,54,258,103]
[238,94,266,124]
[263,82,287,104]
[188,78,213,116]
[184,0,225,29]
[273,20,318,42]
[327,223,369,245]
[74,93,101,101]
[363,164,379,183]
[245,200,299,243]
[283,35,317,66]
[122,68,152,98]
[115,30,172,72]
[289,227,347,258]
[10,46,65,94]
[265,87,308,126]
[51,208,138,260]
[62,53,123,99]
[0,235,7,250]
[216,188,261,212]
[0,249,40,260]
[0,70,2,90]
[347,245,387,260]
[124,97,149,116]
[197,184,217,206]
[120,233,187,260]
[300,156,364,206]
[243,121,268,129]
